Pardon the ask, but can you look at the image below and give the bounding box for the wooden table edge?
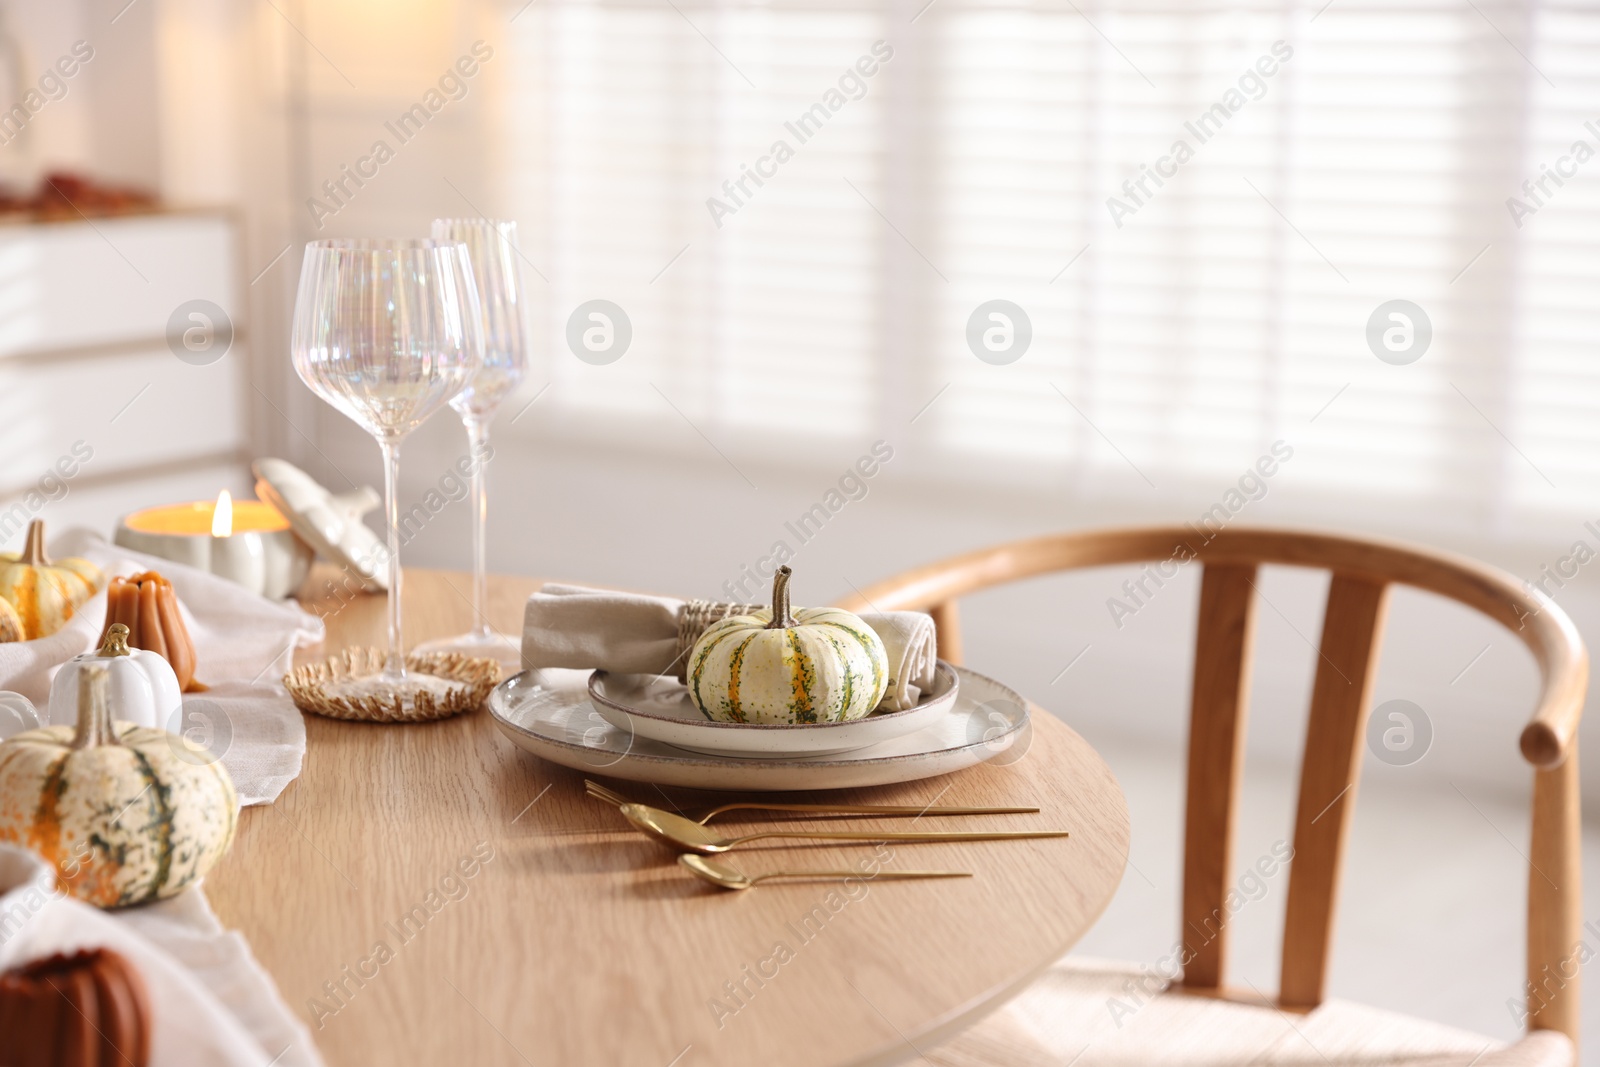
[843,709,1132,1067]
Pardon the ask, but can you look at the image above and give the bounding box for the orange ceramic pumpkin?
[0,948,151,1067]
[99,571,202,692]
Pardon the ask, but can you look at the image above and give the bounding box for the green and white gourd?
[0,661,236,909]
[687,567,888,725]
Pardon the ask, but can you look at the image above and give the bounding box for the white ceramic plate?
[487,665,1032,792]
[586,661,960,757]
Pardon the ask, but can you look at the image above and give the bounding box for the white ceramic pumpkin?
[687,567,888,725]
[47,623,181,732]
[0,661,236,908]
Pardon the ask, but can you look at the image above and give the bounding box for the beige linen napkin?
[522,583,938,710]
[0,529,324,806]
[117,887,323,1067]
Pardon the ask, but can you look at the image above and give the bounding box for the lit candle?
[114,491,315,599]
[211,490,233,537]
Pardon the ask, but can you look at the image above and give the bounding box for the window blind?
[502,0,1598,539]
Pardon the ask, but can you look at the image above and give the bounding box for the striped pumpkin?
[0,598,21,643]
[0,663,235,909]
[688,566,887,724]
[0,520,103,640]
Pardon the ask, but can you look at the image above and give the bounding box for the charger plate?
[487,665,1031,791]
[587,661,960,757]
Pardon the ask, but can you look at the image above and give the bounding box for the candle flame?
[211,490,233,537]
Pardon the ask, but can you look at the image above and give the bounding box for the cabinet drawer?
[0,213,238,358]
[0,342,246,491]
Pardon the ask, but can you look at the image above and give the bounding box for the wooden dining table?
[205,567,1131,1067]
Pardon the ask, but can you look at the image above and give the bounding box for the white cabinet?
[0,210,250,550]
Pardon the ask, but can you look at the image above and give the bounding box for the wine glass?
[414,219,530,671]
[291,238,484,696]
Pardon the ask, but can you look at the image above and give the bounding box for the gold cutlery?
[679,854,972,891]
[584,778,1039,824]
[620,803,1070,855]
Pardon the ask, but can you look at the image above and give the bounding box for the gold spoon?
[585,778,1039,824]
[620,803,1070,855]
[679,854,972,891]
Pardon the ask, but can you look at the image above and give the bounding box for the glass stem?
[380,437,406,681]
[466,415,492,639]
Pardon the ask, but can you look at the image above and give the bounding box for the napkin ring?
[673,600,763,681]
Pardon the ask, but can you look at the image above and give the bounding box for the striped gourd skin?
[0,723,237,908]
[0,556,100,640]
[0,597,21,643]
[687,607,888,725]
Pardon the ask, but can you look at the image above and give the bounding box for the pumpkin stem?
[98,623,133,657]
[766,566,796,630]
[71,662,120,750]
[18,519,50,567]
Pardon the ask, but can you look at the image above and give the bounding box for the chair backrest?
[839,525,1586,1038]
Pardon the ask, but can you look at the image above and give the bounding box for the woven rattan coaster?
[285,648,502,723]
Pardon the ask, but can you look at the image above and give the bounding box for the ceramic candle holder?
[114,497,314,599]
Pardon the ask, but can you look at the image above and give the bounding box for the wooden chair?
[839,525,1585,1066]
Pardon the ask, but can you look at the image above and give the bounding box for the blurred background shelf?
[0,208,251,537]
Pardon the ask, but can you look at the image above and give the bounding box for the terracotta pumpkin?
[0,948,151,1067]
[0,597,21,643]
[99,570,203,692]
[0,520,103,639]
[0,662,237,908]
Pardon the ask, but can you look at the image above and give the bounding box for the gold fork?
[584,778,1039,825]
[625,803,1069,855]
[680,855,972,891]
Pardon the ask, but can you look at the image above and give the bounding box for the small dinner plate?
[586,661,959,757]
[486,665,1032,792]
